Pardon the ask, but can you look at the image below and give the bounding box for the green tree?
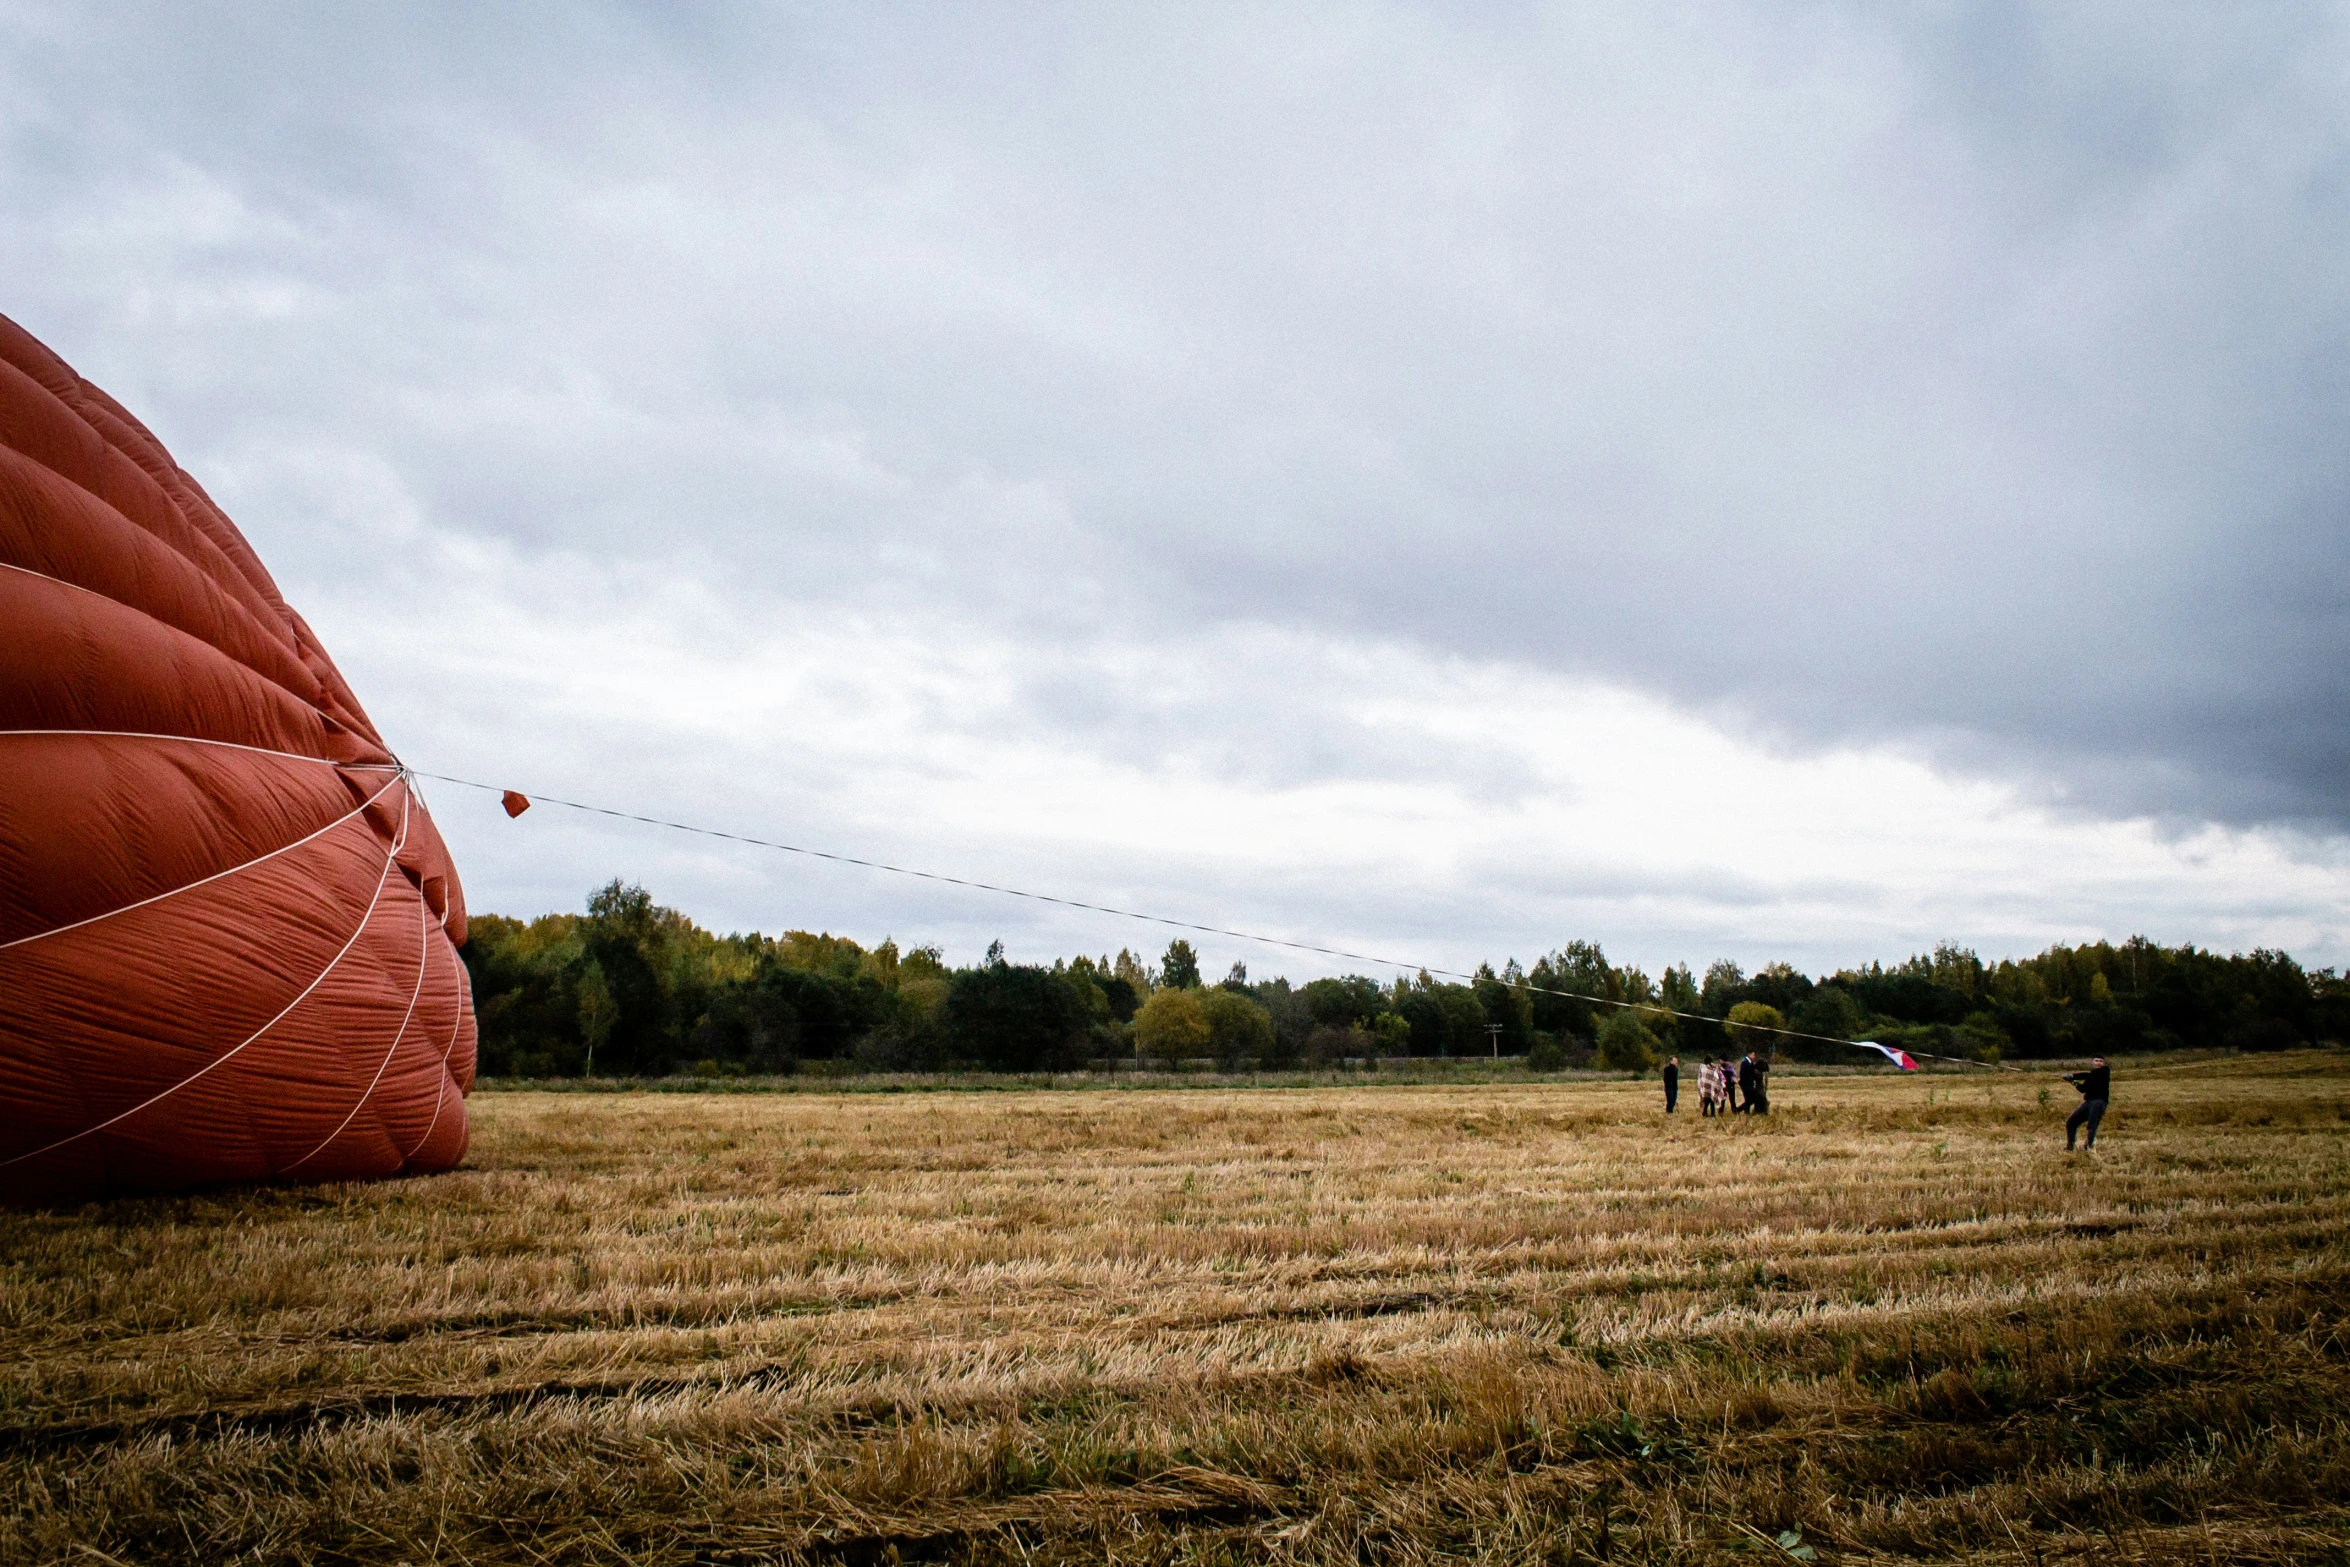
[1198,988,1275,1066]
[1160,939,1202,991]
[1302,975,1384,1029]
[1790,985,1863,1042]
[1057,959,1114,1025]
[1133,986,1210,1057]
[581,880,672,1073]
[1595,1010,1660,1074]
[576,960,616,1077]
[1245,977,1312,1067]
[1397,987,1448,1056]
[1528,940,1613,1038]
[462,911,587,1075]
[1660,963,1701,1014]
[1098,972,1142,1022]
[1550,941,1616,997]
[1112,948,1153,997]
[1700,960,1745,1014]
[1067,954,1142,1022]
[1472,964,1533,1054]
[943,963,1091,1071]
[1442,985,1489,1056]
[890,947,953,1065]
[1724,1000,1786,1056]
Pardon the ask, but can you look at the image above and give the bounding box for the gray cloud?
[4,2,2347,956]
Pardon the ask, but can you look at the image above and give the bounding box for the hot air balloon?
[0,313,475,1204]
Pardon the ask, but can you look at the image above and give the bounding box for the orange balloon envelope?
[0,313,475,1204]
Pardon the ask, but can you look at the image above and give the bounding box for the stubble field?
[5,1054,2348,1565]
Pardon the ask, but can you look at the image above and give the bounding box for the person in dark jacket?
[2063,1057,2110,1150]
[1737,1051,1769,1115]
[1662,1056,1679,1114]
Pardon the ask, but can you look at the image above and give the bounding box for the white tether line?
[0,557,153,608]
[418,768,2012,1067]
[281,883,432,1175]
[402,937,470,1165]
[0,768,408,953]
[0,727,399,773]
[0,792,413,1171]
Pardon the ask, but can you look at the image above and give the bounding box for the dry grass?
[5,1053,2348,1564]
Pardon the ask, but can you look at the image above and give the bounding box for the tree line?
[460,881,2350,1078]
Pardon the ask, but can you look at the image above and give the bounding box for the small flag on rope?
[501,790,531,818]
[1855,1040,1919,1071]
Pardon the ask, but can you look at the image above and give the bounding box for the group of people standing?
[1660,1052,1769,1116]
[1656,1048,2117,1152]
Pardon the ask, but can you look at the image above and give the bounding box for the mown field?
[5,1054,2347,1565]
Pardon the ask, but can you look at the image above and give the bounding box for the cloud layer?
[4,2,2346,970]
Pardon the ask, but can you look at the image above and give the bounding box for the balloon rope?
[414,768,2015,1070]
[402,944,470,1166]
[0,727,399,772]
[0,770,408,952]
[0,794,413,1170]
[281,873,432,1175]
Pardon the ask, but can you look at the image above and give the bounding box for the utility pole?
[1485,1023,1503,1059]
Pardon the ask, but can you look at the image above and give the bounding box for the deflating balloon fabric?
[0,311,477,1204]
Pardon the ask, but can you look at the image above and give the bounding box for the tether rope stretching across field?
[413,769,2015,1069]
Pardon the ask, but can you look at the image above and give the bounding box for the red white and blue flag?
[1855,1040,1919,1071]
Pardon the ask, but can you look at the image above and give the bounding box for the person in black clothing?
[2064,1057,2110,1150]
[1663,1056,1679,1114]
[1735,1051,1770,1115]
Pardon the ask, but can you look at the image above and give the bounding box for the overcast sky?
[6,1,2347,978]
